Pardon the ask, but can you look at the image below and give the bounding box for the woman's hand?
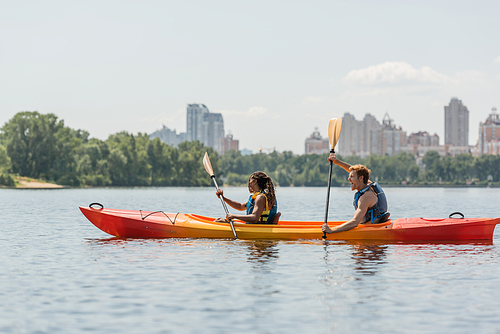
[216,189,224,198]
[214,213,235,223]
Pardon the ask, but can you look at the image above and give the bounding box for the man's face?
[348,170,363,191]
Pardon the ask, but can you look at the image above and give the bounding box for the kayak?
[80,204,500,241]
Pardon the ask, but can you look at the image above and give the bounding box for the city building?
[240,148,253,156]
[375,113,407,156]
[402,131,440,157]
[408,131,439,147]
[305,127,330,154]
[338,112,405,156]
[400,144,471,158]
[151,104,233,153]
[219,134,239,156]
[445,97,469,146]
[362,114,381,155]
[149,125,186,147]
[337,113,361,156]
[478,107,500,155]
[186,103,225,152]
[337,113,381,157]
[186,103,209,142]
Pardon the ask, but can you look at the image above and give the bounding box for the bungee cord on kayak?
[89,202,180,225]
[140,210,179,224]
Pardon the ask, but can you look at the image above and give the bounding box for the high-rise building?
[305,128,330,154]
[337,113,362,156]
[186,104,225,152]
[479,107,500,155]
[371,113,407,156]
[219,134,239,155]
[149,125,186,147]
[186,103,210,141]
[445,98,469,146]
[338,112,407,156]
[362,114,381,155]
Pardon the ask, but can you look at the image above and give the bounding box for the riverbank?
[1,178,498,189]
[9,176,66,189]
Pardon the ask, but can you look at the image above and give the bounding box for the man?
[322,153,390,234]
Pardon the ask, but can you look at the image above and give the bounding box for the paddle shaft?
[323,150,335,239]
[211,175,238,239]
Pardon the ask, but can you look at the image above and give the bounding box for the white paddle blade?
[203,152,214,177]
[328,118,342,150]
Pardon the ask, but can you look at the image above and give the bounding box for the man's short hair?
[349,164,371,184]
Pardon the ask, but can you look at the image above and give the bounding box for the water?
[1,187,500,333]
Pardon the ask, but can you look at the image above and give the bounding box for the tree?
[422,150,441,181]
[0,145,11,173]
[1,112,63,179]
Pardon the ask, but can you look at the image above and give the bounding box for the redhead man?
[322,153,390,234]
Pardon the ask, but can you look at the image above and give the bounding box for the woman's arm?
[216,189,246,211]
[226,194,266,224]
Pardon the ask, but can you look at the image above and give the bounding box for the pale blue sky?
[1,0,499,153]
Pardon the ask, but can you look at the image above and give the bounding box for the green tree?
[146,138,178,186]
[0,145,11,173]
[474,154,500,182]
[106,132,150,186]
[422,150,441,181]
[1,112,63,179]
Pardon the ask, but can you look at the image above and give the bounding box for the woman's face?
[248,178,260,193]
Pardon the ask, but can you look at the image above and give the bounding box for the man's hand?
[327,153,338,164]
[322,223,333,234]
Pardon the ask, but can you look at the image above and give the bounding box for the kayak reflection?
[245,240,279,265]
[322,241,387,278]
[350,243,388,277]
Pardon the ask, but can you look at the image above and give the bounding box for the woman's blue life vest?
[246,191,278,224]
[353,182,390,224]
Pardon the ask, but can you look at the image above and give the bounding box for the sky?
[1,0,499,154]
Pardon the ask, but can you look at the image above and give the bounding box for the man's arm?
[328,153,351,173]
[322,193,375,233]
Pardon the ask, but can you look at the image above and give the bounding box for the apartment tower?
[444,98,469,146]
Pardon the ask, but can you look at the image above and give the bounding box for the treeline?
[221,149,500,186]
[0,112,219,186]
[1,111,500,187]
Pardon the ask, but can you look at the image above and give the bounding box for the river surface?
[1,187,500,333]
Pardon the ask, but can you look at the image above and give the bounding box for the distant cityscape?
[306,98,500,161]
[150,99,500,159]
[150,103,243,156]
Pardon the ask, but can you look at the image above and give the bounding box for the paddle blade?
[328,118,342,150]
[203,152,214,177]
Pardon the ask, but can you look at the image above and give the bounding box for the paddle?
[203,152,238,239]
[323,118,343,239]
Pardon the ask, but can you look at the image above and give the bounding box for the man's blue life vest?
[246,191,278,224]
[353,182,389,224]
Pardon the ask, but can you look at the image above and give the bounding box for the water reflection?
[322,241,387,278]
[350,243,388,277]
[244,240,279,266]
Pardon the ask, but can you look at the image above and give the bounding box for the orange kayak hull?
[79,206,500,241]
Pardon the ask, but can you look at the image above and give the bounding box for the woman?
[215,171,279,224]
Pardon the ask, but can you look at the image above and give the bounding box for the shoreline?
[2,184,499,189]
